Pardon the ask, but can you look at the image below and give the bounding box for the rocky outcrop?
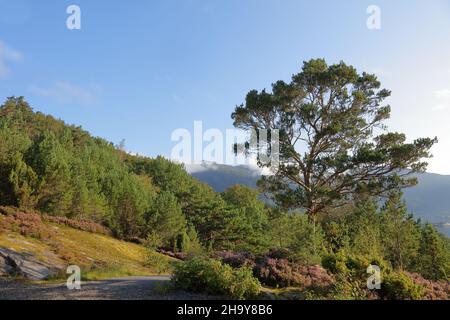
[0,247,59,280]
[0,253,17,276]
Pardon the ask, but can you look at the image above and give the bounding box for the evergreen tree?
[8,154,41,209]
[145,191,186,250]
[380,192,420,270]
[232,59,437,219]
[221,185,270,251]
[414,224,450,280]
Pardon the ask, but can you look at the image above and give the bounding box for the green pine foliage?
[0,97,272,252]
[413,224,450,280]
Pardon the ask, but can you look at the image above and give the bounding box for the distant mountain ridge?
[186,163,450,236]
[187,163,260,192]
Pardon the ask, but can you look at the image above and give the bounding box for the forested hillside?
[1,96,449,300]
[187,163,450,232]
[0,97,271,252]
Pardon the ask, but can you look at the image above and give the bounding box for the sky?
[0,0,449,174]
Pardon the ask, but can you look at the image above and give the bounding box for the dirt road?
[0,276,215,300]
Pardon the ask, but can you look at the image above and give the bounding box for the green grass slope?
[0,207,176,281]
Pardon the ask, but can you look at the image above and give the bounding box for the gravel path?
[0,276,215,300]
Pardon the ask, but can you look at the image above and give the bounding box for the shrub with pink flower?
[0,206,111,239]
[406,272,449,300]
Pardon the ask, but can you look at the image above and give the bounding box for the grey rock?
[0,247,59,280]
[0,254,17,277]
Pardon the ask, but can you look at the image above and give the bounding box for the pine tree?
[414,224,450,280]
[380,192,420,270]
[9,154,41,209]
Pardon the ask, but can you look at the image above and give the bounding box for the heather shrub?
[0,206,110,238]
[172,257,261,299]
[300,265,335,289]
[213,250,256,268]
[214,249,333,290]
[406,272,449,300]
[254,257,333,290]
[0,206,55,239]
[265,248,294,261]
[0,206,19,216]
[254,258,298,287]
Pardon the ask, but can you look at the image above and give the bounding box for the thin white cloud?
[29,81,102,105]
[0,41,22,77]
[435,89,450,99]
[433,105,449,111]
[433,89,450,111]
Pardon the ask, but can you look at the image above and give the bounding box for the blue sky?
[1,0,450,174]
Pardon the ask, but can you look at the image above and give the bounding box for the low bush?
[171,257,261,300]
[146,253,177,274]
[213,250,256,268]
[380,271,424,300]
[214,249,333,290]
[406,272,449,300]
[322,251,389,278]
[0,206,55,240]
[43,215,111,235]
[0,206,111,238]
[157,248,187,260]
[254,258,300,287]
[265,248,294,261]
[254,257,333,290]
[322,252,390,300]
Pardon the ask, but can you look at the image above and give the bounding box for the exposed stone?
[0,254,17,277]
[0,247,59,280]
